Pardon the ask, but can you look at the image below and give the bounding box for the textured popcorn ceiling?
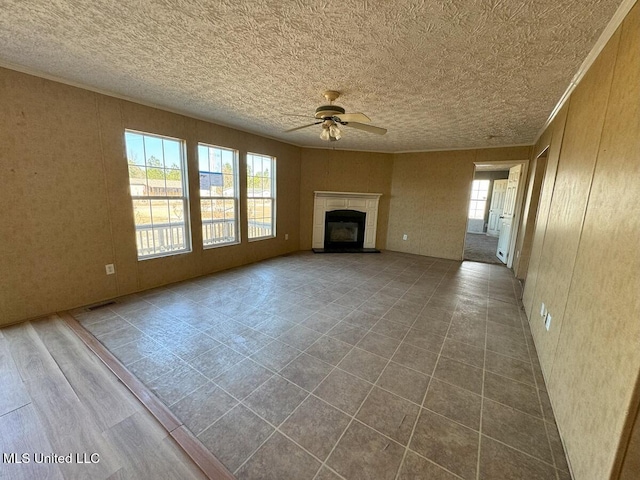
[0,0,622,152]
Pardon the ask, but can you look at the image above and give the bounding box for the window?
[468,179,490,219]
[246,153,276,239]
[198,144,239,247]
[124,130,191,259]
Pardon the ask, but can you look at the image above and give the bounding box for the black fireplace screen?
[324,210,366,249]
[328,222,359,242]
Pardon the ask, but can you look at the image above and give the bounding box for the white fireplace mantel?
[312,191,382,249]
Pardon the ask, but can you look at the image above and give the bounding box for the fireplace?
[324,210,366,250]
[312,191,382,253]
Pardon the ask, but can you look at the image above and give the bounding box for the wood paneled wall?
[386,147,530,260]
[522,3,640,479]
[298,148,393,250]
[0,69,301,326]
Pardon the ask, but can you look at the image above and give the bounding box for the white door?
[487,179,507,236]
[496,165,521,263]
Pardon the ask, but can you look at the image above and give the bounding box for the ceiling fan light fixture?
[320,125,331,141]
[329,123,342,140]
[288,90,385,140]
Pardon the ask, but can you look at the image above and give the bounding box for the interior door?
[496,165,521,263]
[487,179,507,236]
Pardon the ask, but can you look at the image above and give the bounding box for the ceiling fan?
[285,91,387,141]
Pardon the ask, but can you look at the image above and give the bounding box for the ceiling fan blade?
[344,122,387,135]
[284,122,322,133]
[335,112,371,123]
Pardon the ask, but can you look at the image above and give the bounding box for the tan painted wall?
[0,68,301,326]
[387,147,531,260]
[522,4,640,479]
[299,148,393,250]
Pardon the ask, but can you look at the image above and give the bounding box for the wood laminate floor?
[0,315,208,480]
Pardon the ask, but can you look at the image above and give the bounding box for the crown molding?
[0,60,303,150]
[393,144,533,155]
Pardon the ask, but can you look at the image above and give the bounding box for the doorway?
[513,150,548,279]
[464,161,528,266]
[464,231,501,264]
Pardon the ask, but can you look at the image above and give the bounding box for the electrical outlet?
[540,303,546,317]
[285,233,289,240]
[105,264,115,275]
[402,234,408,241]
[545,313,552,331]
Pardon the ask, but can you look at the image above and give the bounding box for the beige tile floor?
[73,251,571,480]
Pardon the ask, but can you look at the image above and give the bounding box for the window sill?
[248,235,276,242]
[203,240,240,250]
[137,248,192,261]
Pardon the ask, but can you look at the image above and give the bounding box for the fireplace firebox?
[324,210,366,251]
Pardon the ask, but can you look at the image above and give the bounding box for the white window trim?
[247,153,276,241]
[198,143,241,249]
[125,129,192,260]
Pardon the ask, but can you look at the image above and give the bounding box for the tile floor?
[73,251,571,480]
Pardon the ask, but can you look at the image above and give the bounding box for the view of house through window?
[468,179,490,219]
[124,130,191,259]
[246,153,276,239]
[198,144,239,247]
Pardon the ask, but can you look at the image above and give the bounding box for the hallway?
[464,233,502,265]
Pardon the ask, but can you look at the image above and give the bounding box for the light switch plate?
[402,234,408,240]
[105,264,115,275]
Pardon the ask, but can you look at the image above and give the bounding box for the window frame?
[246,152,277,241]
[468,179,490,220]
[124,129,192,260]
[197,143,241,249]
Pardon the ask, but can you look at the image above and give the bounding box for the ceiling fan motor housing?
[315,105,345,119]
